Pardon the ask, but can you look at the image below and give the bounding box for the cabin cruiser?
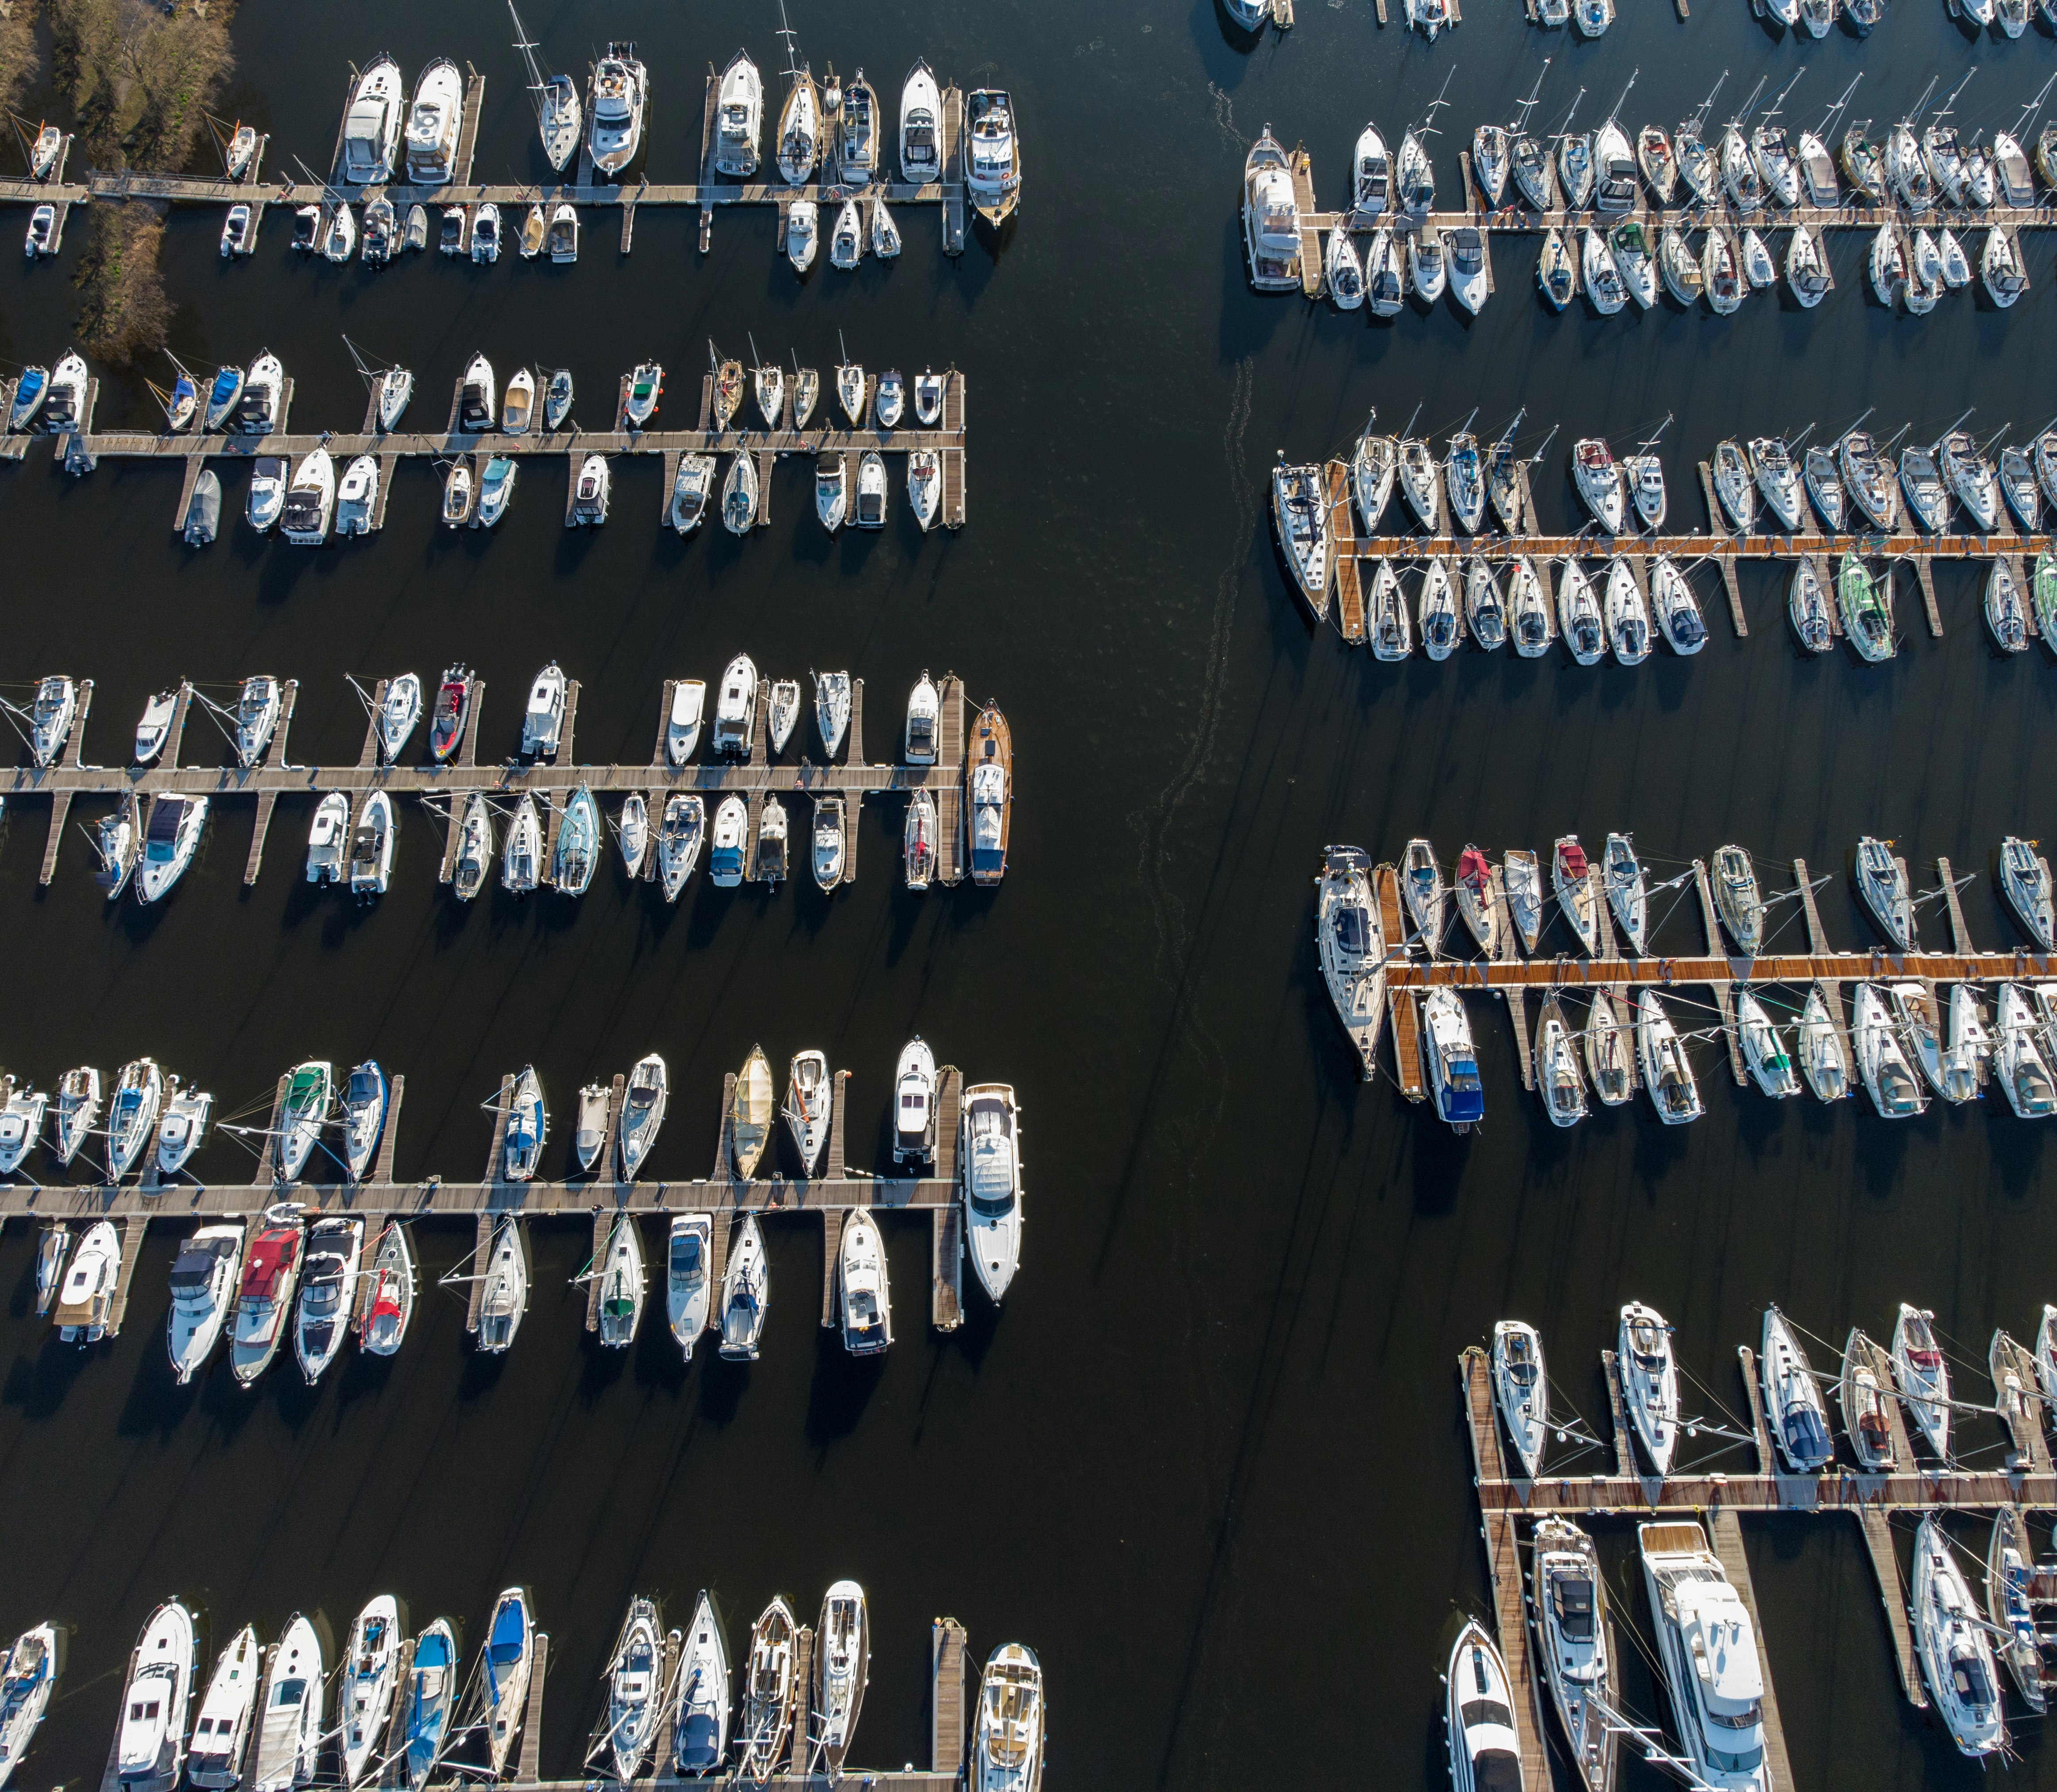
[402,58,462,184]
[1994,984,2057,1119]
[1711,845,1763,957]
[813,796,846,891]
[0,1086,46,1173]
[1639,1522,1770,1791]
[116,1603,197,1792]
[1553,836,1601,954]
[456,353,495,433]
[963,1083,1025,1303]
[1856,984,1925,1118]
[785,199,818,273]
[1492,1321,1548,1475]
[670,454,715,532]
[909,448,942,530]
[248,1614,325,1792]
[1446,228,1489,314]
[2000,837,2055,950]
[1748,439,1803,533]
[1855,837,1913,950]
[830,200,863,271]
[521,662,566,758]
[1243,129,1302,292]
[1601,834,1646,953]
[1651,557,1705,654]
[898,59,943,185]
[1422,989,1484,1130]
[280,449,336,546]
[1639,992,1705,1125]
[1737,991,1798,1098]
[135,796,207,903]
[339,55,403,184]
[231,1209,304,1384]
[1837,556,1895,663]
[1409,230,1448,306]
[186,1626,261,1789]
[1618,1302,1680,1472]
[39,351,86,433]
[247,457,286,532]
[1912,1517,2006,1758]
[1316,846,1384,1078]
[715,50,763,176]
[1353,121,1392,217]
[590,44,648,177]
[335,454,379,537]
[966,88,1022,224]
[468,202,501,263]
[569,454,610,525]
[475,1218,530,1352]
[707,795,747,890]
[1531,1518,1616,1792]
[663,679,706,767]
[52,1220,121,1342]
[830,1209,893,1357]
[1446,1623,1521,1792]
[105,1058,164,1180]
[1603,558,1649,664]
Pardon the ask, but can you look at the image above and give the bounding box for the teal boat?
[1837,554,1895,663]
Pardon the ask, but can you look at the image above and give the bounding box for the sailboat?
[509,3,580,171]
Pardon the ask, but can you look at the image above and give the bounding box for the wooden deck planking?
[464,1212,492,1333]
[251,1074,289,1186]
[515,1633,547,1783]
[104,1215,150,1333]
[1937,855,1975,956]
[1388,990,1426,1101]
[1325,460,1357,637]
[787,1627,814,1772]
[1856,1508,1928,1707]
[931,1618,968,1777]
[820,1208,845,1328]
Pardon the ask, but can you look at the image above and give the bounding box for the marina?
[5,672,1003,896]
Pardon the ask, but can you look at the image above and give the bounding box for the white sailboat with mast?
[508,3,580,171]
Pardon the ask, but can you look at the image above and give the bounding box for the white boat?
[1558,561,1603,665]
[673,1592,730,1774]
[1553,836,1600,954]
[374,673,422,764]
[665,1216,712,1358]
[972,1644,1044,1792]
[340,1597,401,1787]
[319,203,356,263]
[603,1600,661,1783]
[666,453,713,533]
[279,450,336,547]
[1446,1622,1523,1792]
[1736,990,1798,1098]
[52,1219,120,1342]
[1531,1518,1616,1792]
[1983,227,2028,309]
[1585,989,1633,1107]
[116,1603,196,1792]
[1538,999,1589,1127]
[105,1058,163,1180]
[1365,560,1411,662]
[781,1050,831,1176]
[1994,984,2057,1118]
[777,68,820,186]
[51,1067,101,1167]
[829,199,862,271]
[185,1626,260,1789]
[294,1215,362,1383]
[658,794,705,899]
[1408,229,1448,305]
[474,1218,530,1353]
[572,1086,608,1174]
[1712,844,1763,956]
[2000,838,2055,950]
[1639,992,1704,1124]
[38,351,86,434]
[719,1214,769,1359]
[813,796,845,891]
[1855,837,1912,950]
[1422,989,1484,1131]
[1581,226,1625,314]
[479,1591,534,1776]
[1400,837,1445,946]
[1603,557,1649,664]
[1242,128,1302,293]
[341,1068,390,1190]
[568,453,609,525]
[1840,1330,1896,1469]
[588,44,647,178]
[1941,986,1989,1104]
[1490,1320,1547,1475]
[1463,560,1506,652]
[723,452,760,533]
[1711,441,1755,533]
[550,786,599,896]
[166,1224,241,1384]
[872,199,901,258]
[965,87,1022,224]
[249,1614,321,1792]
[1855,983,1924,1118]
[0,1086,46,1173]
[888,1036,941,1166]
[1760,1306,1831,1470]
[962,1083,1025,1304]
[230,1209,304,1384]
[591,1213,645,1348]
[1600,833,1646,953]
[615,1052,666,1180]
[1638,1522,1770,1792]
[404,58,463,184]
[338,55,403,184]
[348,789,395,897]
[837,1210,893,1357]
[1651,557,1705,655]
[708,794,747,889]
[1893,1302,1952,1459]
[469,202,501,263]
[452,793,494,901]
[1509,560,1552,657]
[1913,1517,2007,1757]
[358,1222,414,1356]
[1748,438,1804,533]
[521,662,566,758]
[1316,846,1385,1075]
[135,796,207,904]
[502,1066,547,1181]
[715,50,762,177]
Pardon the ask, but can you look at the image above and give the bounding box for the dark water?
[4,0,2057,1785]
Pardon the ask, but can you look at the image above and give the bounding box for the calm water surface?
[4,0,2057,1785]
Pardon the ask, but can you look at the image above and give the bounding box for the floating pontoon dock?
[0,61,981,258]
[1461,1336,2057,1791]
[1317,450,2048,646]
[4,1059,984,1333]
[11,673,992,894]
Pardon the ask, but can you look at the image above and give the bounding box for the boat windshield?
[1551,1573,1594,1637]
[1473,1747,1523,1792]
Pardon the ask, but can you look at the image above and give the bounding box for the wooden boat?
[730,1047,774,1178]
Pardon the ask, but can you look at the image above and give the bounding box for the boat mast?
[1900,74,1939,131]
[1814,73,1861,141]
[1687,70,1727,137]
[2015,73,2057,148]
[1550,87,1586,147]
[1930,66,1975,130]
[1758,66,1803,134]
[1729,73,1768,134]
[775,0,804,85]
[1511,57,1549,134]
[1415,68,1455,143]
[1605,68,1638,131]
[507,1,553,121]
[1495,406,1526,450]
[1639,411,1672,453]
[1526,422,1559,467]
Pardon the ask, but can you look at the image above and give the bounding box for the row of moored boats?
[0,1587,1043,1792]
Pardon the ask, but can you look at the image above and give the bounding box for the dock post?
[1707,1510,1797,1792]
[931,1618,969,1777]
[1854,1508,1928,1707]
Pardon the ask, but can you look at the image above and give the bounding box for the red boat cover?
[1458,847,1490,891]
[240,1228,299,1298]
[1558,841,1589,878]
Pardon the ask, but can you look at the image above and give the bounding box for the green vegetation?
[72,199,172,363]
[0,1,41,124]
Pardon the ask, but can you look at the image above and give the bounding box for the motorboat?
[279,449,336,547]
[503,1066,547,1181]
[1712,844,1763,956]
[1531,1517,1616,1792]
[965,87,1023,224]
[815,450,850,532]
[1242,129,1302,292]
[905,788,938,890]
[1594,122,1637,212]
[972,1644,1045,1792]
[116,1603,197,1792]
[521,662,567,758]
[1855,984,1925,1117]
[909,448,942,530]
[1994,984,2057,1118]
[334,452,382,537]
[568,453,610,525]
[875,368,906,429]
[897,58,944,185]
[604,1601,661,1782]
[736,1599,797,1779]
[1913,1518,2006,1758]
[338,55,403,184]
[1422,989,1484,1130]
[1638,1523,1770,1790]
[716,50,763,177]
[500,367,536,435]
[164,1224,240,1384]
[91,797,140,900]
[572,1086,608,1175]
[404,57,463,183]
[837,1210,893,1357]
[0,1085,46,1174]
[1737,989,1798,1098]
[2000,838,2055,950]
[671,454,715,532]
[1491,1320,1548,1475]
[673,1592,730,1773]
[105,1058,164,1180]
[1618,1302,1680,1472]
[474,1218,530,1352]
[839,70,879,186]
[719,1214,769,1359]
[399,1622,457,1790]
[50,1220,120,1342]
[7,365,47,433]
[591,1213,645,1348]
[589,44,648,178]
[403,203,429,251]
[1352,122,1392,217]
[545,202,578,262]
[230,1208,304,1384]
[1837,555,1895,662]
[340,1597,401,1787]
[1855,837,1913,950]
[1789,559,1832,653]
[665,679,706,767]
[963,1083,1025,1303]
[813,795,846,891]
[39,351,86,433]
[185,1626,260,1789]
[239,457,279,533]
[469,201,501,262]
[456,353,495,433]
[1409,229,1448,306]
[1446,1622,1522,1792]
[133,795,206,904]
[1651,557,1705,655]
[706,795,746,890]
[1603,558,1650,662]
[358,1221,414,1356]
[247,1614,326,1792]
[1554,836,1600,955]
[1464,558,1507,652]
[1640,992,1705,1124]
[181,469,221,546]
[550,786,600,896]
[480,1591,534,1776]
[665,1217,712,1358]
[429,666,473,763]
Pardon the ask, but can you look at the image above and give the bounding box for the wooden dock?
[13,674,991,894]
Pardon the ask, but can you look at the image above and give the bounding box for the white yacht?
[1419,561,1457,661]
[26,675,74,768]
[475,1217,530,1353]
[307,795,350,885]
[1367,561,1411,662]
[452,793,494,901]
[294,1216,362,1383]
[708,795,747,889]
[1760,1306,1832,1470]
[348,790,395,897]
[616,1053,667,1179]
[1243,128,1302,293]
[135,796,207,904]
[963,1083,1025,1303]
[901,60,942,183]
[166,1224,241,1384]
[669,454,713,532]
[520,662,566,758]
[0,1085,46,1173]
[503,1067,546,1182]
[0,1626,56,1792]
[972,1644,1044,1792]
[279,450,336,547]
[1893,1302,1952,1460]
[340,1598,401,1788]
[1446,1622,1523,1792]
[1316,846,1384,1078]
[1748,438,1805,533]
[665,1216,712,1359]
[52,1067,102,1167]
[719,1215,769,1360]
[1491,1320,1547,1476]
[1736,990,1798,1098]
[1712,845,1763,958]
[1913,1517,2007,1758]
[657,794,704,899]
[588,44,647,178]
[116,1603,197,1792]
[2001,838,2055,950]
[51,1220,120,1342]
[338,55,403,185]
[405,58,463,183]
[478,1591,534,1778]
[1619,1302,1681,1473]
[186,1626,261,1790]
[783,1050,831,1175]
[101,1056,162,1182]
[249,1615,321,1792]
[1887,982,1946,1100]
[891,1037,939,1165]
[1532,1516,1617,1792]
[1578,990,1630,1108]
[1538,999,1589,1127]
[715,50,762,177]
[1994,984,2057,1119]
[1638,1522,1769,1792]
[712,653,759,758]
[965,88,1022,224]
[1855,983,1925,1118]
[838,1210,893,1356]
[673,1592,730,1774]
[1552,836,1600,956]
[1422,989,1484,1131]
